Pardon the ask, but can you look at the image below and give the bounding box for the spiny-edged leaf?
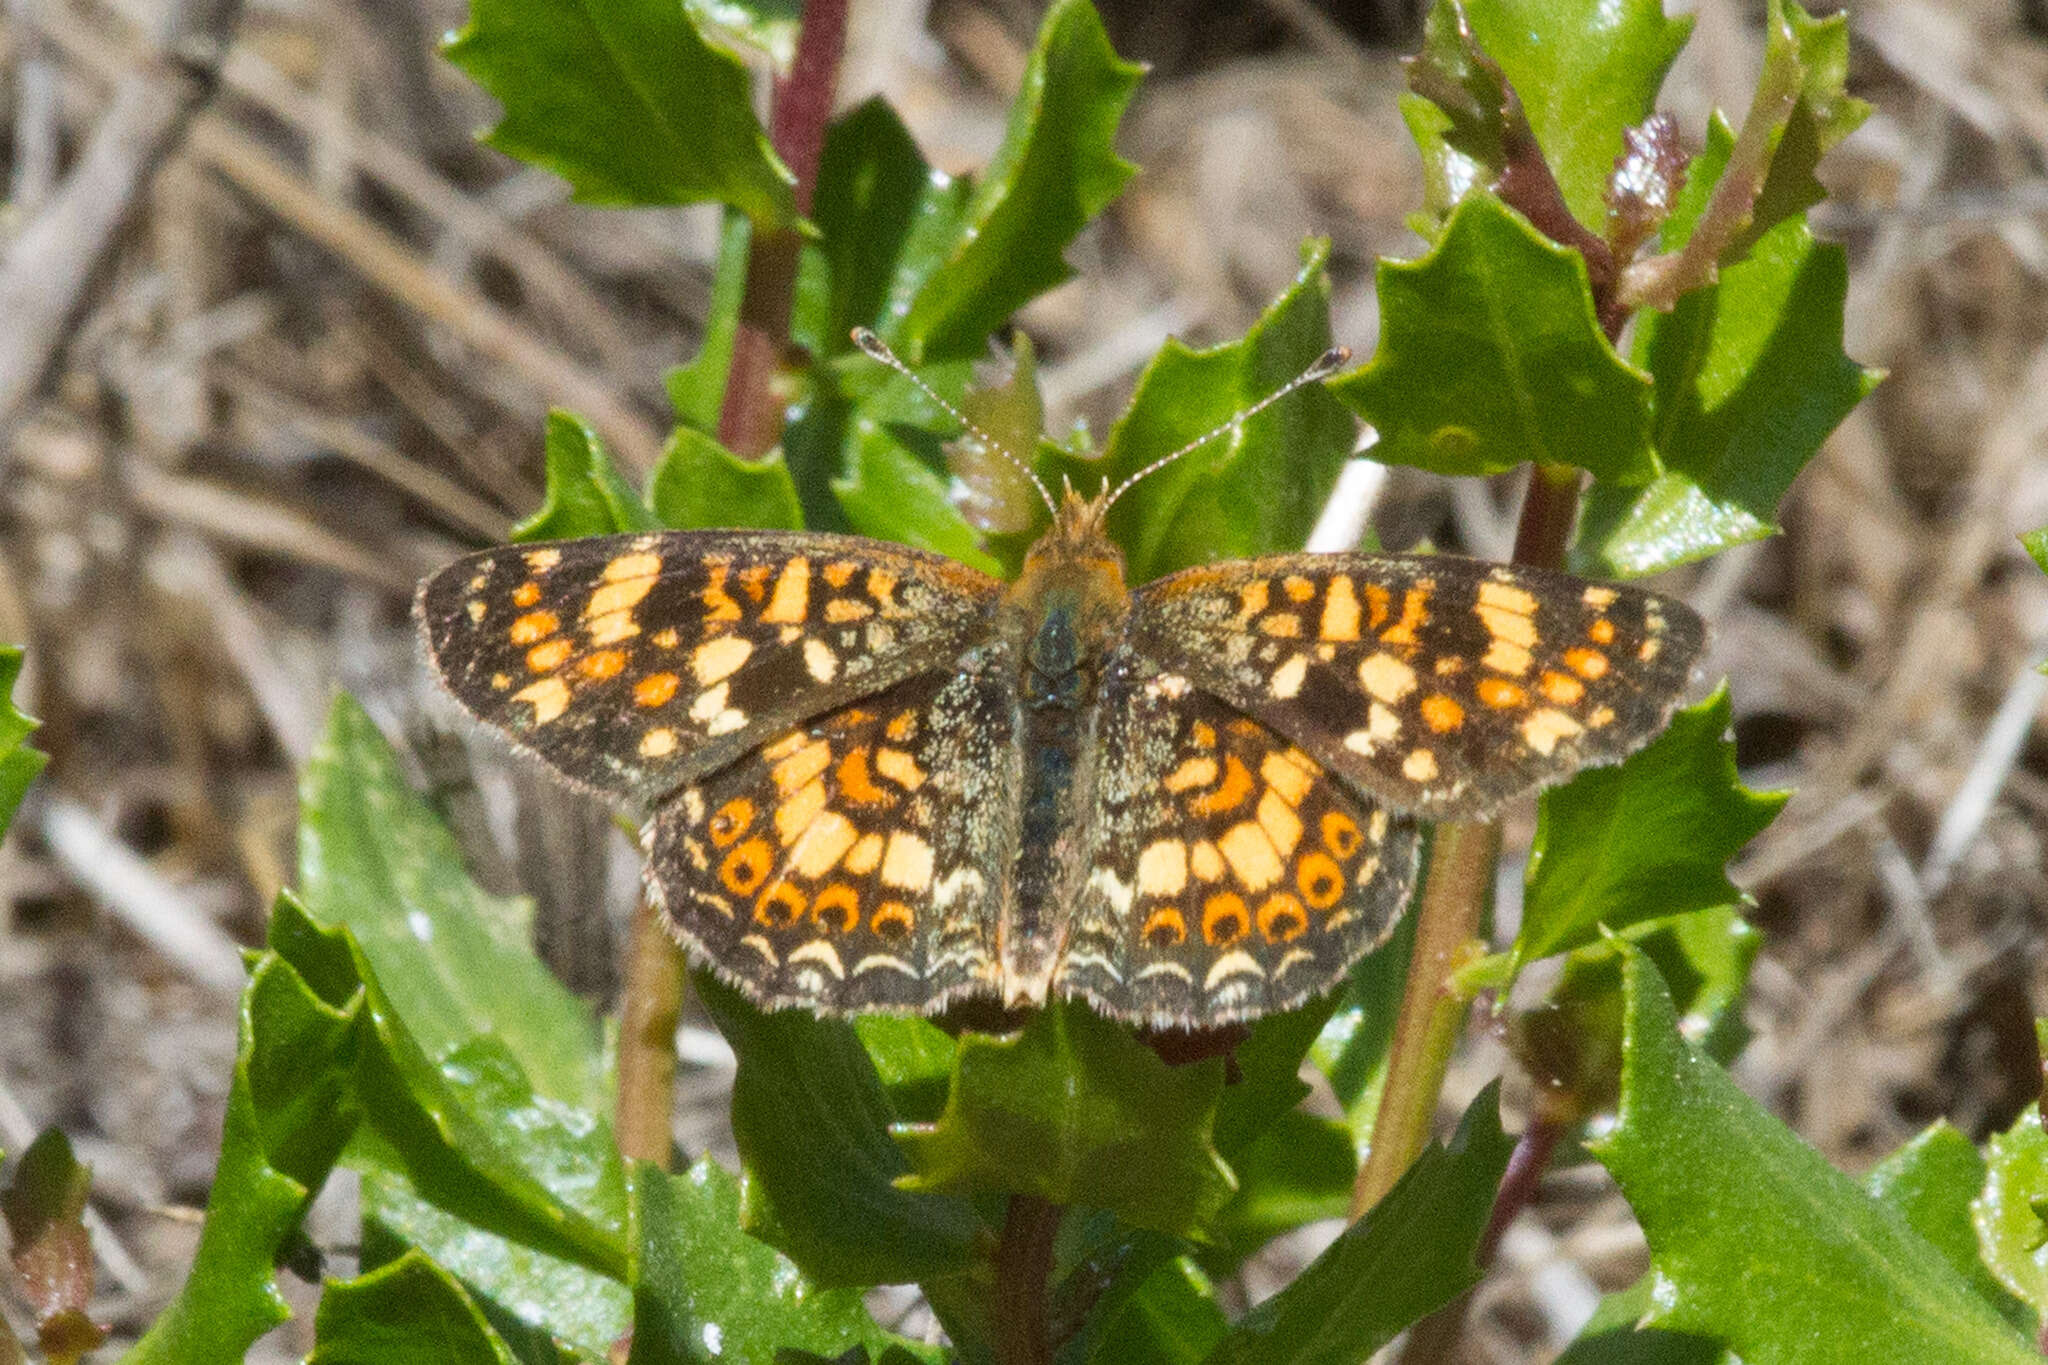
[444,0,795,226]
[1589,947,2039,1364]
[851,1013,960,1125]
[1575,120,1880,578]
[1083,242,1353,583]
[1556,1279,1732,1365]
[1870,1123,2033,1333]
[897,0,1141,359]
[0,647,46,842]
[1199,1084,1513,1365]
[1737,1,1870,253]
[125,932,361,1364]
[1214,990,1343,1161]
[695,975,981,1287]
[1309,906,1418,1162]
[2,1131,103,1365]
[668,211,751,435]
[267,892,631,1281]
[1515,686,1785,977]
[1544,904,1763,1073]
[299,695,604,1111]
[685,0,799,67]
[356,1164,631,1363]
[1432,0,1692,230]
[892,998,1235,1236]
[1075,1255,1228,1365]
[1197,1110,1354,1277]
[628,1158,944,1365]
[1974,1103,2048,1323]
[307,1250,521,1364]
[1333,194,1654,484]
[649,427,803,531]
[514,410,661,542]
[833,413,1005,575]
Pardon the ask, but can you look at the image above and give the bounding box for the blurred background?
[3,0,2047,1358]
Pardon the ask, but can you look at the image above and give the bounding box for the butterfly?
[416,336,1703,1029]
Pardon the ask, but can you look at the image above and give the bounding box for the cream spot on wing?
[1483,638,1533,675]
[1087,866,1135,913]
[1522,707,1585,756]
[762,557,811,625]
[1369,809,1389,841]
[1639,638,1661,661]
[772,737,831,794]
[640,727,678,758]
[825,598,872,623]
[692,635,753,684]
[1190,840,1225,882]
[881,832,935,891]
[1269,653,1309,699]
[1320,577,1360,641]
[776,779,827,845]
[1358,651,1418,704]
[1370,702,1401,742]
[790,811,858,879]
[468,572,490,592]
[490,673,511,691]
[1583,584,1619,608]
[586,611,641,646]
[874,748,925,789]
[844,833,885,876]
[1256,789,1302,857]
[787,940,845,979]
[466,600,486,623]
[588,565,658,620]
[1219,821,1284,891]
[707,708,746,736]
[1234,580,1270,628]
[1478,580,1538,615]
[1164,756,1219,793]
[512,677,571,725]
[1258,612,1302,638]
[1261,750,1315,805]
[690,681,732,723]
[740,933,778,964]
[853,952,919,978]
[803,637,838,683]
[1136,840,1189,897]
[1588,705,1616,728]
[1204,950,1265,990]
[524,547,562,572]
[1402,748,1439,782]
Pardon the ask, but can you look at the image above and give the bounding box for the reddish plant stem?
[994,1195,1061,1365]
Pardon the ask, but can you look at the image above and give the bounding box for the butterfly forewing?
[1128,554,1704,821]
[416,530,1004,806]
[1058,654,1422,1028]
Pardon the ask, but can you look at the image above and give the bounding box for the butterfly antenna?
[1100,345,1351,512]
[850,328,1059,519]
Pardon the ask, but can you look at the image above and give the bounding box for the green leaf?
[1589,947,2038,1364]
[628,1158,942,1365]
[1332,194,1654,484]
[1543,905,1763,1074]
[0,647,44,842]
[1198,1111,1354,1275]
[1556,1280,1731,1365]
[308,1251,522,1365]
[668,211,752,434]
[892,999,1236,1236]
[1574,123,1881,578]
[1076,1255,1228,1365]
[1869,1123,2032,1332]
[514,410,661,543]
[1200,1084,1513,1365]
[1088,242,1354,583]
[832,409,1004,575]
[684,0,799,67]
[696,975,981,1287]
[897,0,1141,359]
[1309,908,1418,1162]
[1515,686,1786,976]
[1974,1103,2048,1324]
[2,1130,105,1365]
[126,940,361,1363]
[649,427,803,531]
[1457,0,1692,229]
[444,0,796,225]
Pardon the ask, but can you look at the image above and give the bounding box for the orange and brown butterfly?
[415,333,1703,1029]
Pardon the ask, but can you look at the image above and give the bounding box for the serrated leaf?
[1333,195,1654,484]
[695,975,981,1287]
[444,0,795,225]
[1974,1103,2048,1323]
[1869,1123,2032,1332]
[1199,1084,1513,1365]
[126,940,361,1363]
[1544,905,1762,1073]
[514,410,661,543]
[1515,686,1785,977]
[1198,1111,1353,1276]
[627,1158,942,1365]
[1556,1279,1732,1365]
[649,427,803,531]
[308,1251,522,1364]
[1086,242,1354,583]
[0,647,46,842]
[897,0,1141,358]
[1575,121,1880,579]
[891,999,1235,1236]
[833,377,1004,575]
[1076,1255,1228,1365]
[1589,947,2038,1364]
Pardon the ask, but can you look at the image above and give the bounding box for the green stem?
[615,897,685,1167]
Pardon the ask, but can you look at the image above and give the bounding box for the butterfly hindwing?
[1128,553,1704,820]
[416,530,1004,805]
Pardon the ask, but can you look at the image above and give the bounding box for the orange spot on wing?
[1256,892,1307,943]
[709,798,755,847]
[1379,586,1431,647]
[1364,582,1391,630]
[510,610,559,645]
[1419,694,1465,732]
[1539,670,1585,705]
[578,649,627,680]
[511,581,542,608]
[1202,893,1249,946]
[871,901,914,941]
[836,748,894,808]
[1296,853,1345,909]
[756,881,807,927]
[1142,906,1187,947]
[812,884,860,934]
[1565,647,1610,679]
[526,639,572,672]
[1321,811,1362,858]
[1477,677,1528,709]
[720,839,773,896]
[702,562,742,622]
[1189,754,1256,816]
[635,672,680,707]
[1589,618,1617,645]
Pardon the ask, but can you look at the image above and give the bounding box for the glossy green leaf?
[1333,195,1654,484]
[685,0,799,67]
[628,1158,942,1365]
[1590,947,2038,1364]
[668,211,751,435]
[1198,1111,1354,1275]
[127,935,361,1364]
[1516,687,1785,975]
[444,0,795,225]
[1200,1084,1513,1365]
[696,975,982,1287]
[0,648,44,842]
[1308,908,1418,1162]
[1088,242,1353,583]
[1575,123,1881,578]
[897,0,1141,359]
[649,427,804,531]
[307,1251,521,1365]
[515,410,661,543]
[1077,1255,1228,1365]
[1869,1123,2031,1331]
[832,411,1004,575]
[892,999,1235,1236]
[851,1014,960,1124]
[1214,993,1343,1161]
[1974,1103,2048,1323]
[299,694,606,1113]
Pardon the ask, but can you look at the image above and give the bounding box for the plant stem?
[1511,461,1584,568]
[716,0,847,457]
[615,897,685,1167]
[994,1195,1061,1365]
